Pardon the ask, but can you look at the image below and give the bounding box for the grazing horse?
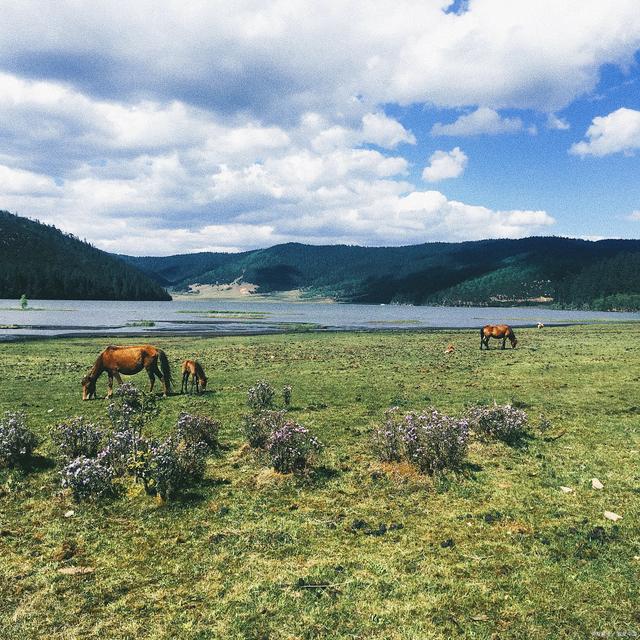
[81,345,172,400]
[181,360,207,395]
[480,324,518,350]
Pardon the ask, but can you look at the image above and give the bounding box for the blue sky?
[1,1,640,255]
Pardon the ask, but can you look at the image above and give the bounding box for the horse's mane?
[88,353,105,380]
[195,361,207,381]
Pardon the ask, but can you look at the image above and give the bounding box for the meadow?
[1,324,639,639]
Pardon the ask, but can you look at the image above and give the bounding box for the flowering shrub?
[266,420,322,473]
[108,383,157,435]
[99,430,149,477]
[372,406,405,462]
[60,456,116,501]
[0,412,38,467]
[176,412,220,452]
[282,385,292,407]
[467,404,529,443]
[51,417,103,461]
[247,380,276,412]
[142,437,208,500]
[403,409,469,475]
[243,409,287,449]
[107,383,157,482]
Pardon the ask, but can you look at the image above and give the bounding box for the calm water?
[1,299,639,341]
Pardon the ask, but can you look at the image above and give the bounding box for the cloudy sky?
[2,0,640,255]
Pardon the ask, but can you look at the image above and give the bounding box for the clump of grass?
[60,456,117,501]
[243,409,287,449]
[247,380,276,411]
[50,416,103,461]
[282,384,292,407]
[0,411,38,467]
[265,420,322,473]
[372,406,404,462]
[125,319,156,327]
[467,403,529,444]
[373,407,469,475]
[176,412,221,453]
[403,409,469,475]
[141,437,208,501]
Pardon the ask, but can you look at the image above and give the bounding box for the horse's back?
[482,324,512,337]
[101,344,159,368]
[181,359,197,374]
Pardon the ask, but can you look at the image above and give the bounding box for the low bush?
[266,420,322,473]
[243,409,287,449]
[51,417,103,461]
[282,385,292,407]
[60,456,116,501]
[108,383,157,436]
[142,437,208,500]
[467,403,529,443]
[247,380,276,412]
[99,429,148,477]
[372,406,404,462]
[0,412,38,467]
[176,412,221,452]
[402,409,469,475]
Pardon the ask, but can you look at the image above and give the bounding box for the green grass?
[1,325,639,639]
[125,320,156,327]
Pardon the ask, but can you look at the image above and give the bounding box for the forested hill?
[122,237,640,310]
[0,211,171,300]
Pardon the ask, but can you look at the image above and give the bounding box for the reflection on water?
[1,298,639,340]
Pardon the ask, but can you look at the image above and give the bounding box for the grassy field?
[1,324,639,639]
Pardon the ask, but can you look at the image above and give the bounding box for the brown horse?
[480,324,518,350]
[81,345,172,400]
[181,360,207,395]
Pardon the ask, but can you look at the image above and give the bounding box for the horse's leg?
[151,363,167,397]
[107,372,114,399]
[114,372,124,387]
[190,373,196,395]
[181,371,187,394]
[501,336,506,350]
[195,375,200,395]
[147,368,156,392]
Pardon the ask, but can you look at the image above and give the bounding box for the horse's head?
[200,377,207,391]
[510,335,518,349]
[81,375,97,400]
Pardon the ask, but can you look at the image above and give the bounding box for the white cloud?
[627,210,640,221]
[422,147,468,182]
[547,114,570,130]
[0,165,60,195]
[432,108,522,136]
[1,1,640,118]
[361,112,416,148]
[570,107,640,157]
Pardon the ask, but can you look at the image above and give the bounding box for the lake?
[1,298,639,341]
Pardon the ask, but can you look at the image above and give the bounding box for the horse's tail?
[158,349,172,391]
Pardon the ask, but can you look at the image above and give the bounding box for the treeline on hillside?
[122,237,640,311]
[0,211,171,301]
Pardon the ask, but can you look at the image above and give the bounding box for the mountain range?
[122,236,640,310]
[4,211,640,309]
[0,211,171,301]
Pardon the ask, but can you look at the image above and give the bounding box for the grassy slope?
[1,326,639,639]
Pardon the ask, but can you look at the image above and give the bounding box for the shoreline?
[0,320,627,343]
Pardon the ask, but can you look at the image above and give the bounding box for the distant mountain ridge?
[121,236,640,310]
[0,211,171,300]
